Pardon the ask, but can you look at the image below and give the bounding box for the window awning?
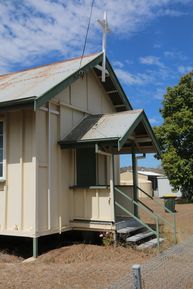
[59,110,161,155]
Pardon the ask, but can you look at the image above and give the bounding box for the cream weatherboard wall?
[35,70,119,236]
[0,69,121,238]
[0,110,36,236]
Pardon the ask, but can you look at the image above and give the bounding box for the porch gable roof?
[59,110,161,155]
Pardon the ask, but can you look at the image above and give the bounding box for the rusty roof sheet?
[0,52,101,104]
[61,110,143,143]
[60,109,161,154]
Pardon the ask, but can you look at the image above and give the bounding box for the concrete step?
[137,238,164,250]
[117,225,144,234]
[126,230,155,243]
[116,218,142,231]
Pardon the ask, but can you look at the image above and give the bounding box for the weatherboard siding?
[0,69,119,237]
[0,111,36,236]
[34,70,118,235]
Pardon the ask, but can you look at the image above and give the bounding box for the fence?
[106,235,193,289]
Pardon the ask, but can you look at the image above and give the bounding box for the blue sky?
[0,0,193,168]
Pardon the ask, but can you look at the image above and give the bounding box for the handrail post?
[132,145,138,217]
[137,185,177,245]
[110,153,116,223]
[115,187,160,239]
[173,213,177,243]
[156,216,160,252]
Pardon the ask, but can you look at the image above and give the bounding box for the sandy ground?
[0,245,154,289]
[0,201,193,289]
[140,199,193,242]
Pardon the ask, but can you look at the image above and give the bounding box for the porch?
[59,110,176,247]
[69,185,134,231]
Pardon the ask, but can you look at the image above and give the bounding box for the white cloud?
[158,9,187,17]
[112,60,124,68]
[0,0,192,74]
[115,68,153,85]
[139,56,164,68]
[154,43,162,49]
[149,118,160,125]
[153,87,166,100]
[164,51,175,58]
[164,50,188,60]
[112,59,134,69]
[126,59,134,65]
[178,65,193,74]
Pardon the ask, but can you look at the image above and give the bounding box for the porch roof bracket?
[142,113,161,156]
[95,144,112,157]
[118,114,143,151]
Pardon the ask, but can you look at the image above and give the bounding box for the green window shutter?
[76,147,96,186]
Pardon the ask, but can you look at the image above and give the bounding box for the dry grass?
[139,198,193,242]
[0,201,193,289]
[0,244,154,289]
[0,252,23,264]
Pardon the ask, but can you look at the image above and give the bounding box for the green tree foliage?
[154,71,193,200]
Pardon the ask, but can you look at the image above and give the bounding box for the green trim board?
[141,112,161,155]
[118,111,161,155]
[105,58,132,110]
[0,52,132,113]
[0,102,34,112]
[0,96,35,108]
[35,53,104,109]
[118,112,143,151]
[35,53,132,110]
[59,139,118,149]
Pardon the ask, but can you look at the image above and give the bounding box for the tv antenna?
[97,11,110,82]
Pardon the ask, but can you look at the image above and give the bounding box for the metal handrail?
[137,198,154,213]
[137,186,174,214]
[137,186,177,243]
[115,187,160,250]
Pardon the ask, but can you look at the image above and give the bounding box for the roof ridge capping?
[87,109,143,117]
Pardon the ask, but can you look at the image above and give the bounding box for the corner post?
[110,154,115,222]
[111,153,117,245]
[33,237,38,258]
[132,145,138,217]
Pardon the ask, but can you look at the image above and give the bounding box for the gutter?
[0,96,36,112]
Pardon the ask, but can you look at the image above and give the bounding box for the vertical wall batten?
[58,106,62,233]
[48,103,51,230]
[20,111,24,230]
[111,154,115,222]
[34,156,38,235]
[34,110,38,235]
[110,155,114,222]
[86,74,89,111]
[4,113,8,230]
[96,190,99,219]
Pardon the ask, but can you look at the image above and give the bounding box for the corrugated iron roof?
[60,109,161,154]
[62,110,143,143]
[0,53,101,104]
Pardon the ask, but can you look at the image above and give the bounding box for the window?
[76,147,96,186]
[0,121,3,178]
